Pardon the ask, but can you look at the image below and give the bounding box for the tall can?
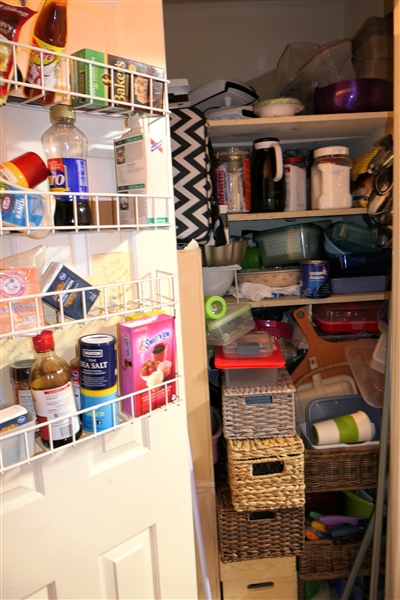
[300,260,330,298]
[79,334,118,433]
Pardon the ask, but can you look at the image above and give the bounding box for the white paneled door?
[1,1,198,599]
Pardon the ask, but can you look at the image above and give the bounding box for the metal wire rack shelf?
[0,380,183,474]
[1,272,177,339]
[2,40,169,117]
[0,190,172,235]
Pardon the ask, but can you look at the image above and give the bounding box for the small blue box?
[41,262,100,320]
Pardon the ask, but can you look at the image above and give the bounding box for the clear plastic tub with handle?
[311,146,353,209]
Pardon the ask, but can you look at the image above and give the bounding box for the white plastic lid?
[313,146,350,158]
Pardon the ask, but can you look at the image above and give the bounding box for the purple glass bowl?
[314,78,393,114]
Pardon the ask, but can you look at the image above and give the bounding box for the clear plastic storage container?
[255,224,323,267]
[205,303,254,346]
[312,301,382,333]
[328,222,377,253]
[222,331,275,358]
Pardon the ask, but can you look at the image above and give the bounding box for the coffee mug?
[152,343,168,363]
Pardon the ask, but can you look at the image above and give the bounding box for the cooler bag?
[170,106,214,245]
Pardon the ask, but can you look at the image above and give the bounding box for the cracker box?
[119,313,176,417]
[71,48,165,113]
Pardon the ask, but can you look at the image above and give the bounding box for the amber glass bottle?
[29,330,82,448]
[25,0,67,104]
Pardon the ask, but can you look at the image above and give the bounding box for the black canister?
[251,137,286,212]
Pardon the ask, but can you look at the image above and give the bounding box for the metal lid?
[50,105,76,122]
[9,359,35,382]
[313,146,350,159]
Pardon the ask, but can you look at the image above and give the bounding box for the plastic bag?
[0,245,46,335]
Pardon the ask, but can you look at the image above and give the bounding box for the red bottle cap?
[32,330,55,352]
[284,157,303,164]
[10,152,49,188]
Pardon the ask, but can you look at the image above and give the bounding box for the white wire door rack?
[0,377,184,474]
[1,272,177,339]
[0,190,172,235]
[2,40,169,117]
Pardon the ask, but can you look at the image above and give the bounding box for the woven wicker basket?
[217,478,304,563]
[227,435,305,512]
[297,537,386,581]
[222,368,296,440]
[304,446,380,492]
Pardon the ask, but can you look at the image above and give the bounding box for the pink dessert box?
[119,313,177,417]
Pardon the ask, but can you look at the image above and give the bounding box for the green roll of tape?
[204,295,227,320]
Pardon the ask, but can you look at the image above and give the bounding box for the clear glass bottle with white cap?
[311,146,353,209]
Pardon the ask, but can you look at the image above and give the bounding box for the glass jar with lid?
[311,146,353,209]
[215,147,250,212]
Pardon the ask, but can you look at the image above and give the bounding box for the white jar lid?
[313,146,350,158]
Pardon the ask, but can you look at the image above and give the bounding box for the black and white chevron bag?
[170,107,214,246]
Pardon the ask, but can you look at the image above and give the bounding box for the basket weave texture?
[222,368,296,440]
[297,537,386,581]
[217,477,304,563]
[304,446,380,492]
[227,435,305,512]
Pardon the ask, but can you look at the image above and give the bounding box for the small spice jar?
[9,359,35,416]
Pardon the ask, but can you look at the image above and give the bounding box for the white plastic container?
[284,157,307,211]
[311,146,353,209]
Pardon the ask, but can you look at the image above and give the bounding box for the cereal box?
[119,313,176,417]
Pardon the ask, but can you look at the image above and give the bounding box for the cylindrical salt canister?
[79,334,118,432]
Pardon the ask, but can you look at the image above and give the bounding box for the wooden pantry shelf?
[225,292,390,308]
[208,112,393,146]
[227,207,367,222]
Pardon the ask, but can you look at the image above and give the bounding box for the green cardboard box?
[71,48,165,113]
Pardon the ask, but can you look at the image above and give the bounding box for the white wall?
[163,0,387,92]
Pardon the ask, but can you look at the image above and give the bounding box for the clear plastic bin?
[255,224,323,267]
[346,339,384,408]
[222,331,275,359]
[328,222,377,253]
[224,367,279,388]
[206,303,254,347]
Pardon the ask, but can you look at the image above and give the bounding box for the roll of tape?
[204,296,227,320]
[312,411,375,445]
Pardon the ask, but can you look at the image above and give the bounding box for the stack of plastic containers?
[352,16,393,82]
[213,313,305,567]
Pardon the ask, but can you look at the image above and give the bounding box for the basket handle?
[245,395,272,405]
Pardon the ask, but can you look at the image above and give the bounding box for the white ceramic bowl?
[254,97,304,118]
[202,267,237,296]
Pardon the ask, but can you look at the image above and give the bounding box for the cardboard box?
[41,262,100,320]
[119,313,176,417]
[114,115,169,226]
[71,48,165,113]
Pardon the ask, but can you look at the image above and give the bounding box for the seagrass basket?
[304,446,380,492]
[297,537,386,582]
[217,477,304,563]
[227,434,305,512]
[222,368,296,440]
